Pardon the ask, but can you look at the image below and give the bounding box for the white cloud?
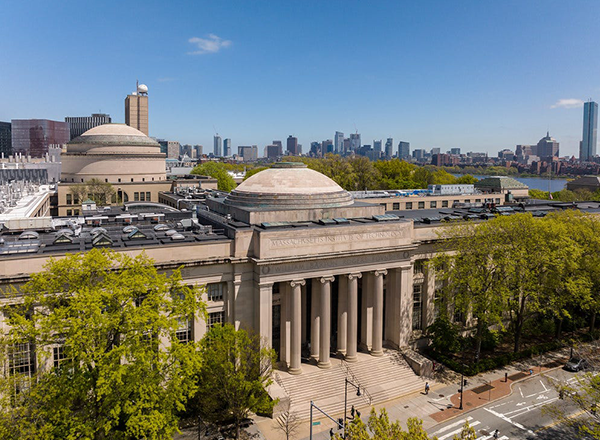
[187,34,232,55]
[550,98,584,109]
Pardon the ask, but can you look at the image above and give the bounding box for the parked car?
[564,357,588,372]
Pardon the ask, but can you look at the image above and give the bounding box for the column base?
[317,361,332,369]
[288,367,302,375]
[370,350,384,357]
[345,354,358,363]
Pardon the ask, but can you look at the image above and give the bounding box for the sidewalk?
[256,347,570,440]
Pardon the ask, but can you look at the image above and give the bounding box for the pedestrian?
[493,429,499,439]
[425,382,430,395]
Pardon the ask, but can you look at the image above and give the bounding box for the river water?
[463,175,568,192]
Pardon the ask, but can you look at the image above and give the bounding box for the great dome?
[223,162,354,209]
[60,123,166,183]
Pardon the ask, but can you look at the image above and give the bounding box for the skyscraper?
[287,135,299,155]
[537,132,559,162]
[334,131,344,154]
[65,114,112,140]
[11,119,70,157]
[373,140,382,159]
[213,135,222,157]
[349,133,361,151]
[0,122,11,157]
[124,82,149,135]
[398,141,410,159]
[223,138,232,156]
[167,141,180,159]
[238,145,258,161]
[385,138,394,158]
[581,100,598,161]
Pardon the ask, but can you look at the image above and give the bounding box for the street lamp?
[309,401,344,440]
[344,378,361,438]
[459,364,468,410]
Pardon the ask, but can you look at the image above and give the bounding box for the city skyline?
[1,1,599,156]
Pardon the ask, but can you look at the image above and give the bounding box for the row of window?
[69,177,158,183]
[384,198,502,211]
[66,209,80,216]
[133,192,152,202]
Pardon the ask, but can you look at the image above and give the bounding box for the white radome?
[137,84,148,94]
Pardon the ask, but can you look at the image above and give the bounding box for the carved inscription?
[269,229,407,248]
[260,251,408,275]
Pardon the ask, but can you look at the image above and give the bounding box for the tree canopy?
[0,248,206,440]
[190,162,237,191]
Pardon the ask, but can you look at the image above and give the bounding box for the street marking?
[483,407,536,436]
[540,379,548,392]
[519,387,524,397]
[505,396,559,418]
[432,417,473,435]
[438,421,480,440]
[534,409,587,432]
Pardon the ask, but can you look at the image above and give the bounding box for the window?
[53,345,67,368]
[74,209,80,216]
[175,319,192,343]
[118,178,121,183]
[405,202,413,210]
[66,209,72,216]
[8,343,36,377]
[134,192,140,202]
[140,192,145,202]
[131,178,134,182]
[380,203,387,209]
[418,201,425,209]
[207,283,225,301]
[412,284,423,330]
[430,201,437,208]
[392,202,400,210]
[442,201,448,208]
[465,199,471,203]
[146,192,151,202]
[66,194,72,205]
[413,259,425,274]
[105,179,108,183]
[495,198,501,204]
[142,178,145,182]
[475,199,481,203]
[208,311,224,329]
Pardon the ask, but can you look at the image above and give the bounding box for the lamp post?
[344,378,361,438]
[310,401,344,440]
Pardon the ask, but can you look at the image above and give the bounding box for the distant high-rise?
[398,141,410,159]
[167,141,180,159]
[287,135,299,155]
[349,133,361,151]
[322,139,334,154]
[214,135,222,157]
[65,114,111,140]
[124,82,149,135]
[581,100,598,161]
[266,144,282,159]
[537,132,559,162]
[373,140,383,159]
[334,131,344,154]
[11,119,70,158]
[194,145,203,158]
[223,138,232,156]
[450,148,461,155]
[0,122,11,157]
[238,145,258,162]
[385,138,394,158]
[431,147,441,156]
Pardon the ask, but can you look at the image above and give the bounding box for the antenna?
[213,125,218,136]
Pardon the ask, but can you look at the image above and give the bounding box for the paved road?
[428,369,585,440]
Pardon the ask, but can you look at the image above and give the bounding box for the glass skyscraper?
[581,100,598,161]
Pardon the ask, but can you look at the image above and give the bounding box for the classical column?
[423,263,436,328]
[398,265,413,348]
[360,272,373,351]
[337,275,348,355]
[371,269,387,356]
[289,279,305,375]
[345,273,361,362]
[301,283,308,345]
[318,276,335,369]
[255,282,273,348]
[310,279,320,361]
[279,282,290,366]
[385,268,402,348]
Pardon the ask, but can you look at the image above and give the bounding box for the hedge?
[427,340,564,376]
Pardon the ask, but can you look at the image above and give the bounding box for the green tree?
[0,248,205,440]
[243,166,269,180]
[455,174,478,185]
[334,408,443,439]
[426,313,461,354]
[529,189,550,200]
[373,159,418,189]
[86,178,116,206]
[191,162,237,191]
[435,221,509,361]
[191,323,276,439]
[349,156,380,190]
[432,169,457,185]
[452,421,476,440]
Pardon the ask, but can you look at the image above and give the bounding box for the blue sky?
[1,0,599,157]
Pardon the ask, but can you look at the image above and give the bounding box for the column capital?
[258,282,274,288]
[289,279,306,288]
[374,269,388,277]
[319,276,335,284]
[345,272,362,280]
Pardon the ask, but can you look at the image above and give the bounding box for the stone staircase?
[274,349,426,421]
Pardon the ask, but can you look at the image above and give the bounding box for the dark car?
[564,357,588,372]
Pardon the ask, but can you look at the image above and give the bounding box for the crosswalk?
[431,417,509,440]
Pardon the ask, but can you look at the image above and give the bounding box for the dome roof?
[224,162,354,209]
[68,124,159,147]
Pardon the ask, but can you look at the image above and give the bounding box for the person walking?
[493,429,499,439]
[424,382,430,395]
